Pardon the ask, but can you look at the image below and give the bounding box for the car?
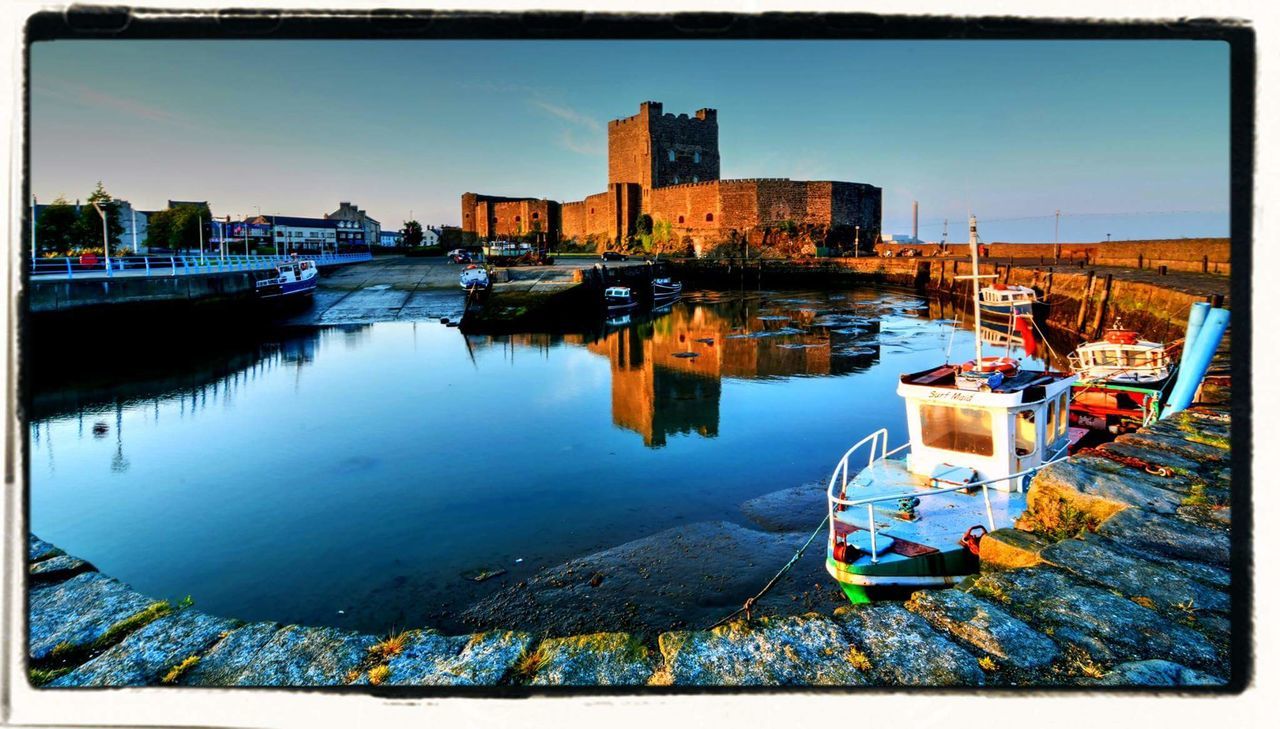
[601,251,628,261]
[447,249,472,264]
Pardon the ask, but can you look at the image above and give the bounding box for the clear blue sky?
[31,39,1229,241]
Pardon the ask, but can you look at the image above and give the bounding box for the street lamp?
[1106,232,1111,242]
[91,201,111,273]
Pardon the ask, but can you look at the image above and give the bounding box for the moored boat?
[1067,320,1175,433]
[825,215,1077,603]
[605,285,637,312]
[255,256,318,299]
[653,276,683,299]
[459,264,490,291]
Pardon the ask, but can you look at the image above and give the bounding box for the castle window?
[532,212,539,220]
[693,176,699,183]
[668,149,676,162]
[674,176,680,184]
[694,151,702,163]
[678,215,685,224]
[515,216,521,222]
[706,213,714,222]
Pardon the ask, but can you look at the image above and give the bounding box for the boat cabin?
[897,365,1076,492]
[979,285,1037,307]
[604,286,632,299]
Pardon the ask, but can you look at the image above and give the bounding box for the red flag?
[1015,315,1038,357]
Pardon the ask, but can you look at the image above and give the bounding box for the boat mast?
[969,215,983,369]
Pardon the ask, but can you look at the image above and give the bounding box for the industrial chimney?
[912,201,919,243]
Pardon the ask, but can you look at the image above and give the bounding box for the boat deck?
[833,460,1026,558]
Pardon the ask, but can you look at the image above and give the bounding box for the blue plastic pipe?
[1161,307,1229,418]
[1179,302,1211,373]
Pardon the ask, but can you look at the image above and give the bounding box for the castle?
[461,101,882,255]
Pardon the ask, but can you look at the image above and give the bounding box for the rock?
[28,534,64,562]
[1021,457,1183,529]
[979,528,1049,571]
[528,632,654,685]
[28,572,156,661]
[1094,509,1229,566]
[385,629,532,686]
[1098,441,1203,479]
[905,589,1060,671]
[1040,537,1229,615]
[1114,433,1229,466]
[50,611,236,687]
[181,622,283,686]
[834,603,984,686]
[656,615,868,686]
[1088,535,1231,590]
[962,567,1221,671]
[740,482,828,532]
[29,554,95,584]
[1088,659,1226,687]
[461,521,817,636]
[228,626,375,686]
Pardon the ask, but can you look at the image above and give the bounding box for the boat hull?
[257,277,316,300]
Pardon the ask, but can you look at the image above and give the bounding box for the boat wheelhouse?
[255,257,318,299]
[978,284,1037,318]
[825,215,1078,603]
[605,286,637,312]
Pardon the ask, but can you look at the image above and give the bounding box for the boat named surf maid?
[825,215,1077,603]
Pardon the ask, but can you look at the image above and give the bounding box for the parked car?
[448,249,471,264]
[601,251,628,261]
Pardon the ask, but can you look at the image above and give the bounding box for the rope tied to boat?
[705,514,831,630]
[1074,446,1172,477]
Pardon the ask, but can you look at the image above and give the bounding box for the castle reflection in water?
[466,292,891,447]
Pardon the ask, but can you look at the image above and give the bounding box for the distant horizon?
[31,40,1229,242]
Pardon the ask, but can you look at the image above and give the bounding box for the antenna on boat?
[954,214,997,371]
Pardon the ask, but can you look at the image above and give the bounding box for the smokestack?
[912,201,919,243]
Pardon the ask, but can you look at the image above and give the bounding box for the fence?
[30,252,373,281]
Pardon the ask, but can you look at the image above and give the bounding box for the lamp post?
[91,201,111,273]
[31,195,37,262]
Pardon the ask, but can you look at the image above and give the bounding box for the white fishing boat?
[1069,321,1173,386]
[256,256,318,299]
[605,286,637,312]
[459,264,490,291]
[978,284,1038,319]
[825,215,1077,603]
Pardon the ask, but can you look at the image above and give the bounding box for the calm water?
[29,286,1055,633]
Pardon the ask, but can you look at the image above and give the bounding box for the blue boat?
[977,284,1037,319]
[256,257,318,299]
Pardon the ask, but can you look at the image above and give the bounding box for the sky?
[30,39,1230,242]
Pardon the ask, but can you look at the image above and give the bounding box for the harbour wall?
[26,401,1235,689]
[672,257,1227,343]
[873,239,1231,276]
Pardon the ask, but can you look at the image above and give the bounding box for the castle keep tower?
[608,101,721,189]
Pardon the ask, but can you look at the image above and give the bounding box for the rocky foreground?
[27,406,1234,688]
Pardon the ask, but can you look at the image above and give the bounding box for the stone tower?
[607,101,720,190]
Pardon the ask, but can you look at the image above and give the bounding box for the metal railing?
[30,252,372,281]
[825,430,1069,564]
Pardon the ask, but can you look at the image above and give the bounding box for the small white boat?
[1069,321,1173,386]
[605,286,637,312]
[653,276,683,299]
[825,215,1077,603]
[459,265,490,291]
[978,284,1038,319]
[256,257,318,299]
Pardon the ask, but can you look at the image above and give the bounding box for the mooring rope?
[705,514,831,630]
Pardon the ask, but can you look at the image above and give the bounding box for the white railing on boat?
[825,433,1069,564]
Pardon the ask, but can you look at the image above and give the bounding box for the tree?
[147,203,211,252]
[34,196,78,254]
[72,182,125,253]
[401,220,424,247]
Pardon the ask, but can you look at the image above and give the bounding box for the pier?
[26,252,373,315]
[27,395,1235,688]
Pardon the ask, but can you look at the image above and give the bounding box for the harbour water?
[28,286,1062,635]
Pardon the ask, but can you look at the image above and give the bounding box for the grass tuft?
[846,646,872,671]
[511,644,548,683]
[93,600,173,650]
[369,630,411,660]
[345,669,362,684]
[367,664,391,685]
[29,666,72,687]
[977,656,998,672]
[160,655,200,685]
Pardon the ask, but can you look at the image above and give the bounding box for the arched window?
[694,151,702,163]
[532,212,539,220]
[706,213,714,222]
[668,149,676,162]
[590,208,594,214]
[674,176,680,184]
[693,176,699,183]
[515,215,521,222]
[678,215,685,224]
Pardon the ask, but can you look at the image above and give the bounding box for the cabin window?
[1058,393,1069,438]
[920,405,993,456]
[1016,410,1037,457]
[1046,401,1057,448]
